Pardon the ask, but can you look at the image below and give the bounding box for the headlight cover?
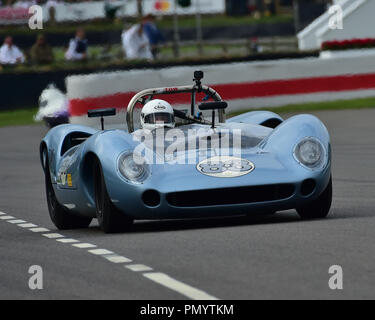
[294,137,326,170]
[118,152,150,183]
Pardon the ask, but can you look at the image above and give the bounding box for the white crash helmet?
[140,99,175,130]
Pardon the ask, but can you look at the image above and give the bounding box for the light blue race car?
[40,71,332,233]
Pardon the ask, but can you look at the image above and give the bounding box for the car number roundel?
[196,156,255,178]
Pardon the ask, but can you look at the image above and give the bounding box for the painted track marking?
[0,216,15,220]
[56,238,79,244]
[42,233,64,239]
[18,223,37,228]
[144,272,219,300]
[103,255,132,263]
[30,227,50,233]
[7,219,26,224]
[1,210,219,300]
[126,264,153,272]
[72,243,97,249]
[88,249,113,255]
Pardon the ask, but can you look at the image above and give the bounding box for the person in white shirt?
[0,36,25,65]
[13,0,37,9]
[122,23,153,61]
[65,29,88,61]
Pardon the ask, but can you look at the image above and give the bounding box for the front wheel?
[94,161,133,233]
[44,150,92,230]
[297,177,332,220]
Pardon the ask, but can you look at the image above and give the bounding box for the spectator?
[46,0,59,26]
[142,14,165,59]
[122,22,153,61]
[30,34,54,65]
[13,0,36,9]
[0,36,25,65]
[104,0,123,22]
[65,28,88,61]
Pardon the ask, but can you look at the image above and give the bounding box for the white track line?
[0,216,15,220]
[18,223,37,228]
[126,264,153,272]
[72,243,97,249]
[7,219,26,224]
[104,255,132,264]
[29,227,50,233]
[42,233,64,239]
[1,210,219,300]
[56,238,79,244]
[88,249,113,255]
[144,272,219,300]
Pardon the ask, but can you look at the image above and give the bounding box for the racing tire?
[43,150,92,230]
[297,177,332,220]
[94,160,133,233]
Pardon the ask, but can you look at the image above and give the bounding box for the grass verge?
[1,97,375,128]
[0,108,39,128]
[228,97,375,117]
[0,14,294,36]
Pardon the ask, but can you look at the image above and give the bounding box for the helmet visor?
[144,112,174,125]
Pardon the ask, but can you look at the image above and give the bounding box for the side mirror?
[198,101,228,129]
[198,101,228,111]
[87,108,116,118]
[87,108,116,130]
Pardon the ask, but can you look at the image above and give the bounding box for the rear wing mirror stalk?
[88,108,116,130]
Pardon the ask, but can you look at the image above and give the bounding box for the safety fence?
[66,52,375,124]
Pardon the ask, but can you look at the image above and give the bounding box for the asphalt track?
[0,108,374,300]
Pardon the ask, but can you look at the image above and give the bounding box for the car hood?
[131,123,272,164]
[140,150,296,194]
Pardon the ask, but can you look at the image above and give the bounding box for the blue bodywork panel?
[40,111,331,220]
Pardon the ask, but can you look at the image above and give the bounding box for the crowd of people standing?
[122,14,165,61]
[0,14,165,67]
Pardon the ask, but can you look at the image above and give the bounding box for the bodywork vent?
[166,184,295,207]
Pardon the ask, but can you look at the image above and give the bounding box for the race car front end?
[96,113,331,221]
[106,144,331,220]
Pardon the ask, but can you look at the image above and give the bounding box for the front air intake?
[166,184,295,207]
[142,190,161,207]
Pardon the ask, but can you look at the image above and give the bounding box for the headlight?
[294,138,326,169]
[118,153,149,183]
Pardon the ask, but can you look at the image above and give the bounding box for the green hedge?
[0,14,293,37]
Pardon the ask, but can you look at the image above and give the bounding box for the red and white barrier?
[67,54,375,126]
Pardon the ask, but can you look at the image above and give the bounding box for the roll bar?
[126,85,225,133]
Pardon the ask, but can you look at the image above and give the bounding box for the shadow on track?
[82,211,303,235]
[51,207,371,236]
[132,213,302,234]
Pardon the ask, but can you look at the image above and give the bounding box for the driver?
[140,99,175,131]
